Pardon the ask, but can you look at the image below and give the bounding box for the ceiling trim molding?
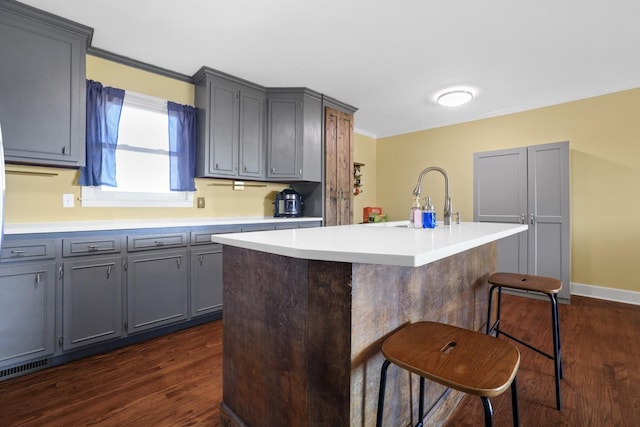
[87,46,194,83]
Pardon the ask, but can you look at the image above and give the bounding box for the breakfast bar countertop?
[211,221,528,267]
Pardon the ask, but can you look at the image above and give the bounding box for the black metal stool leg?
[511,377,519,427]
[481,396,494,427]
[376,359,391,427]
[495,287,503,338]
[550,294,562,410]
[486,285,496,335]
[417,376,425,427]
[554,294,564,380]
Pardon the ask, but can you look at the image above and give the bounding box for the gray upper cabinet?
[193,67,265,180]
[266,89,322,182]
[0,0,92,167]
[474,141,570,301]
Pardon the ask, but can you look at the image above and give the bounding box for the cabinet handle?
[177,258,181,269]
[198,255,203,266]
[530,213,534,224]
[271,167,275,173]
[35,272,41,283]
[521,213,526,224]
[62,146,67,155]
[154,240,166,246]
[107,265,112,279]
[243,165,247,171]
[215,163,219,169]
[299,169,302,175]
[10,250,26,256]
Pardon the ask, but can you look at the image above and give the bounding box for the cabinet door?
[207,79,239,177]
[190,246,223,317]
[325,107,354,226]
[267,96,302,179]
[0,262,55,366]
[527,142,570,293]
[474,148,528,274]
[63,257,122,350]
[126,250,188,333]
[238,88,265,178]
[0,5,87,167]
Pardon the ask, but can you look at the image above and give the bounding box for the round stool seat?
[382,321,520,397]
[488,272,562,294]
[377,321,520,427]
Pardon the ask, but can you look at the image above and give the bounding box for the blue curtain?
[79,80,125,187]
[168,101,197,191]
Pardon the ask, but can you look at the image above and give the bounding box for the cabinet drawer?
[127,233,188,252]
[190,225,241,246]
[241,223,276,232]
[1,239,56,262]
[63,236,122,257]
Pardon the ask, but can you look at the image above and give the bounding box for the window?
[81,91,194,208]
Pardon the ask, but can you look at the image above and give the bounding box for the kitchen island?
[212,221,527,427]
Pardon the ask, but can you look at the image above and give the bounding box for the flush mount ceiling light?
[436,90,474,107]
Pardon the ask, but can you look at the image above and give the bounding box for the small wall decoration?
[354,162,364,196]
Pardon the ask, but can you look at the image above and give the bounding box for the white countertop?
[211,221,528,267]
[4,216,323,234]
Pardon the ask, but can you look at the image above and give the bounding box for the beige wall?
[4,56,288,222]
[352,132,377,223]
[376,88,640,293]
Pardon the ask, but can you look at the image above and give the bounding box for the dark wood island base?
[220,242,496,426]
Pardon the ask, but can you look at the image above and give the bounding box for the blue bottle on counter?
[422,196,436,229]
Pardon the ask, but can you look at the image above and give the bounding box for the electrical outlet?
[197,197,205,208]
[62,193,74,208]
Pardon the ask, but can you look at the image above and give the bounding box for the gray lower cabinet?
[0,261,56,366]
[62,256,122,351]
[190,245,223,317]
[126,249,188,334]
[0,0,91,167]
[0,221,317,377]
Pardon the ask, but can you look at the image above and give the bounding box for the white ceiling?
[18,0,640,138]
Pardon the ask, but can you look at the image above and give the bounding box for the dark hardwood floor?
[1,294,639,426]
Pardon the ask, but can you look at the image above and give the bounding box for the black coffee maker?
[274,188,303,217]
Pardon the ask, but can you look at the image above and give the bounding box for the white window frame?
[81,91,194,208]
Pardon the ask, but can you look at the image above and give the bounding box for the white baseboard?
[571,282,640,306]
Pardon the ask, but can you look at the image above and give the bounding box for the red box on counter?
[363,207,383,223]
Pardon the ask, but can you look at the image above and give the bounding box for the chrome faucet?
[412,166,453,226]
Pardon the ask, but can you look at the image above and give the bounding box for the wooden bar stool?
[486,272,563,410]
[376,321,520,427]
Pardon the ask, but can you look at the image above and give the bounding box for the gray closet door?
[474,141,570,301]
[473,147,528,274]
[527,142,571,296]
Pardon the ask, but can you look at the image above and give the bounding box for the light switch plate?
[62,193,74,208]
